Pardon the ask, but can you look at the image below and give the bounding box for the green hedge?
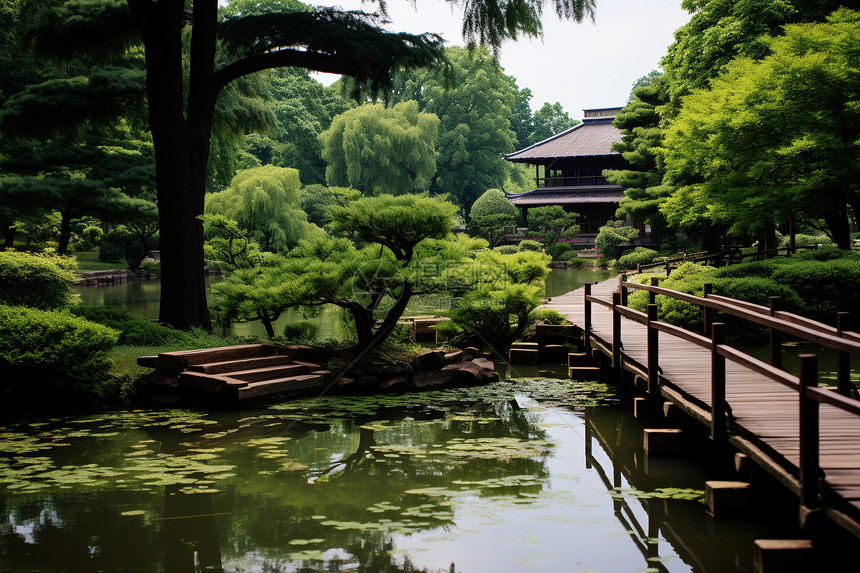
[69,305,193,346]
[0,250,78,310]
[0,305,119,407]
[616,247,659,270]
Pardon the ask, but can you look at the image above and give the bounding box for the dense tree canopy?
[205,165,321,252]
[660,9,860,249]
[320,101,439,195]
[468,188,518,247]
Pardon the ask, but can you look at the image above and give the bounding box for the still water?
[73,268,614,339]
[0,377,800,573]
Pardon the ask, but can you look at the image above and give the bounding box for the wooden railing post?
[711,322,727,441]
[620,274,628,307]
[584,283,592,347]
[770,296,783,369]
[612,292,622,370]
[649,277,659,306]
[837,312,852,396]
[799,354,820,512]
[703,283,713,338]
[647,304,659,394]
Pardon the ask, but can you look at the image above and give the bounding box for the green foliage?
[98,223,159,271]
[0,304,119,403]
[779,234,833,248]
[595,221,639,256]
[615,247,659,270]
[205,165,322,253]
[0,250,77,310]
[320,101,439,195]
[660,10,860,248]
[527,206,580,247]
[545,242,575,261]
[529,307,570,325]
[446,249,551,349]
[299,184,360,228]
[329,194,457,261]
[69,305,192,346]
[493,245,518,255]
[468,188,517,247]
[517,239,542,252]
[526,101,578,146]
[386,46,523,214]
[281,320,318,344]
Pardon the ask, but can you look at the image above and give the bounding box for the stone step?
[508,348,539,364]
[226,361,319,383]
[187,354,297,374]
[157,343,281,373]
[179,371,248,392]
[236,374,326,400]
[568,365,603,380]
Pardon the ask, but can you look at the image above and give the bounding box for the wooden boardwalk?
[546,276,860,542]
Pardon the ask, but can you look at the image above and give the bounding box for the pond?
[74,268,614,339]
[0,377,802,573]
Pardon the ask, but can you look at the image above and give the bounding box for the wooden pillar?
[583,283,592,347]
[837,312,852,396]
[620,273,628,306]
[647,304,659,394]
[711,322,727,441]
[703,283,713,338]
[649,277,659,305]
[770,297,782,369]
[612,291,621,370]
[798,354,820,513]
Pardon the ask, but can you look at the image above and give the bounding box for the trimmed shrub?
[517,239,543,252]
[529,308,570,325]
[281,320,318,344]
[779,233,833,248]
[493,245,518,255]
[595,221,639,256]
[615,247,659,270]
[0,250,78,310]
[0,305,119,407]
[771,259,860,320]
[69,305,192,346]
[546,242,575,261]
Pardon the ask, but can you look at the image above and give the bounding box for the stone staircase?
[137,344,328,401]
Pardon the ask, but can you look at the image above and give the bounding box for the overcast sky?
[313,0,692,118]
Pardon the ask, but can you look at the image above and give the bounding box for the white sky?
[313,0,692,117]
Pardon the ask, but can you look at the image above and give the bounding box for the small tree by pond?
[468,188,518,247]
[527,206,580,251]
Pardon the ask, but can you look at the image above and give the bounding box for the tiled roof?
[506,188,624,206]
[504,119,622,161]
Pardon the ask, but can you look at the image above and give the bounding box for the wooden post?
[584,413,592,469]
[584,283,592,348]
[612,292,622,370]
[620,273,628,306]
[647,304,659,394]
[649,277,659,305]
[703,283,713,338]
[770,297,782,370]
[798,354,820,512]
[837,312,852,396]
[711,322,727,441]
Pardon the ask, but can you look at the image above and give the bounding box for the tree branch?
[213,49,362,96]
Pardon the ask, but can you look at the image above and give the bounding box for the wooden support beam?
[583,283,592,347]
[647,303,659,394]
[753,539,815,573]
[643,428,685,455]
[798,354,820,513]
[703,283,713,338]
[837,312,852,396]
[770,296,783,369]
[705,480,753,517]
[711,323,727,442]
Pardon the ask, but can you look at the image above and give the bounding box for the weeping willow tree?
[19,0,598,330]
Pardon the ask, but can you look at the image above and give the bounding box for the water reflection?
[0,378,818,573]
[74,268,612,339]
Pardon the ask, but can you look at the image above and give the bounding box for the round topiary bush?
[0,251,78,310]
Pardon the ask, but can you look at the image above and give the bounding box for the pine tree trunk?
[57,209,72,256]
[3,225,15,249]
[134,0,215,331]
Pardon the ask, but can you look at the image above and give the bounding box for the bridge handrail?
[621,281,860,355]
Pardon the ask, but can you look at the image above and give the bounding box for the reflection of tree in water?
[0,390,555,573]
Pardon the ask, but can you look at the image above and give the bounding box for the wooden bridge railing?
[580,277,860,536]
[631,245,817,275]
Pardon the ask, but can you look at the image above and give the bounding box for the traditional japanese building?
[503,107,629,240]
